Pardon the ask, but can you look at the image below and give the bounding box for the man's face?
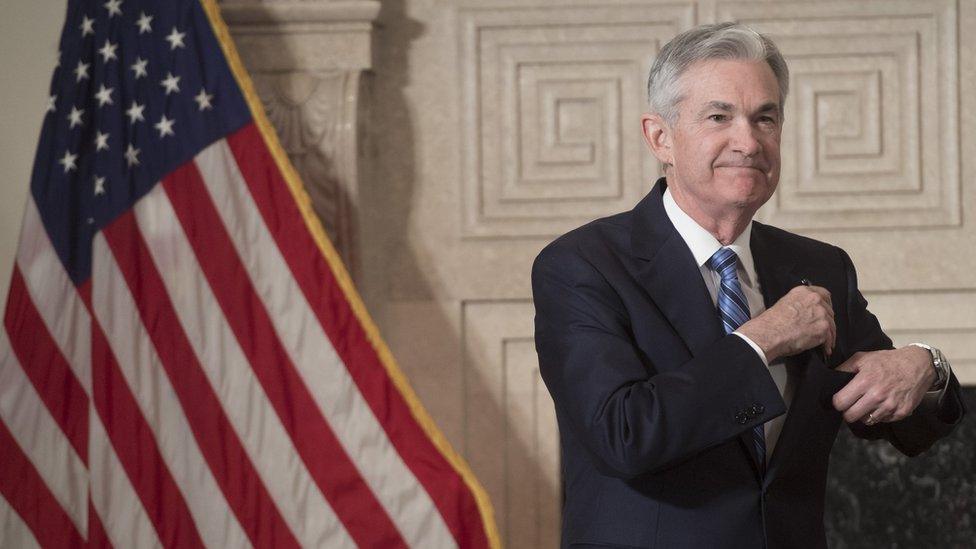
[644,59,783,219]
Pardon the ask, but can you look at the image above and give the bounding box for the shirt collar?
[662,187,757,285]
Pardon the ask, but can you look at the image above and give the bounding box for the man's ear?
[640,112,673,166]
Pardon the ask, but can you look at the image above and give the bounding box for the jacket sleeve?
[532,241,786,479]
[837,247,966,455]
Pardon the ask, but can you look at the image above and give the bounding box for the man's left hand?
[832,347,936,425]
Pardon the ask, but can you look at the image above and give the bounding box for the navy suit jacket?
[532,179,964,548]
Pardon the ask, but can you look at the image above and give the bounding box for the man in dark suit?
[532,23,964,548]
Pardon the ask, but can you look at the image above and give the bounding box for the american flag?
[0,0,498,547]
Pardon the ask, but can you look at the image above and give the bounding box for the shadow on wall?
[365,0,560,546]
[826,388,975,548]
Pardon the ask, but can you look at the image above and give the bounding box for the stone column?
[219,0,380,279]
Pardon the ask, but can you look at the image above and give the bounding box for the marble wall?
[826,388,975,548]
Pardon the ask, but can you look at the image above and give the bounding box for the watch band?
[909,343,950,390]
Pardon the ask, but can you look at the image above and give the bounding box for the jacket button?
[735,412,748,424]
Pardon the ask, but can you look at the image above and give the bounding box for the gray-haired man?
[532,22,964,548]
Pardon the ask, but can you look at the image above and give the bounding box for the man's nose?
[730,119,762,157]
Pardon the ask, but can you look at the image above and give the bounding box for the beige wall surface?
[361,1,976,545]
[0,2,64,310]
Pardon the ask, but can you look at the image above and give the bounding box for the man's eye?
[758,116,778,124]
[708,114,727,122]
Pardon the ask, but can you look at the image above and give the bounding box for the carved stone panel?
[721,0,961,231]
[459,4,697,238]
[462,300,559,548]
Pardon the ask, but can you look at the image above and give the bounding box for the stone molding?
[220,0,378,276]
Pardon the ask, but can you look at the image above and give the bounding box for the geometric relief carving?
[461,300,559,548]
[502,338,560,549]
[460,5,697,237]
[722,0,961,231]
[513,69,621,198]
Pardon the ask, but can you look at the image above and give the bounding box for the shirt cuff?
[733,331,769,367]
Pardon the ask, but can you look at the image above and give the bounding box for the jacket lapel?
[750,223,828,484]
[631,181,764,477]
[630,180,724,361]
[630,185,832,480]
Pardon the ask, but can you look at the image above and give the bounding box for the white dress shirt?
[662,188,795,460]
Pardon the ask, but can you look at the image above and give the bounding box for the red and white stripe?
[0,121,489,547]
[2,199,88,546]
[0,492,40,549]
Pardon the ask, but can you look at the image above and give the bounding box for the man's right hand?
[736,285,836,363]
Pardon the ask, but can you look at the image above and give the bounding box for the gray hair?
[647,22,789,124]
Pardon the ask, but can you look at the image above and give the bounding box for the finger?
[844,394,881,424]
[863,410,882,425]
[844,386,888,423]
[806,286,831,304]
[817,290,834,317]
[832,376,866,411]
[836,352,865,373]
[868,403,897,424]
[835,360,857,373]
[819,311,836,356]
[828,316,837,356]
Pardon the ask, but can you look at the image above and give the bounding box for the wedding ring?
[866,413,876,425]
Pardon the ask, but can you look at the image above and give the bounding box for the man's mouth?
[716,165,766,172]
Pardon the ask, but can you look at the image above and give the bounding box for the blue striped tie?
[706,247,766,473]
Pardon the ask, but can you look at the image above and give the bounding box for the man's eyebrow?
[698,101,734,116]
[696,100,782,119]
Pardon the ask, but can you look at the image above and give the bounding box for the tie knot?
[706,247,739,279]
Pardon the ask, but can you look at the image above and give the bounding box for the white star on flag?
[160,72,181,95]
[59,150,78,173]
[46,94,57,113]
[94,84,114,107]
[194,88,214,111]
[104,0,122,18]
[125,143,140,166]
[94,131,110,152]
[74,60,90,82]
[98,40,118,63]
[67,106,84,128]
[94,175,107,196]
[131,57,148,79]
[136,11,153,34]
[126,101,145,124]
[165,27,186,50]
[154,115,175,138]
[80,16,94,37]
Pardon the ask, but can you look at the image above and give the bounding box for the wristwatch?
[909,343,950,391]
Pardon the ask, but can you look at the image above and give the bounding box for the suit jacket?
[532,179,965,548]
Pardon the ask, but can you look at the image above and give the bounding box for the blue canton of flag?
[35,0,249,284]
